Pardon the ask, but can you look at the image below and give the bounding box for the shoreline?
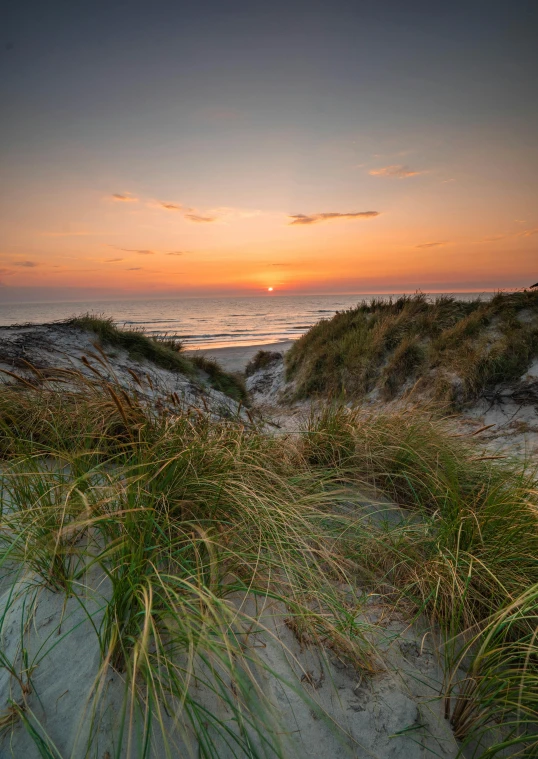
[184,339,295,373]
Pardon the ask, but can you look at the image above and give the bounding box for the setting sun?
[268,287,273,291]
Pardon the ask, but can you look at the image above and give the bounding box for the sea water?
[0,293,492,349]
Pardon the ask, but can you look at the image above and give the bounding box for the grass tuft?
[189,354,247,402]
[1,370,538,756]
[66,314,193,374]
[286,289,538,404]
[245,350,283,377]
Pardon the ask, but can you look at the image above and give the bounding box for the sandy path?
[184,340,294,373]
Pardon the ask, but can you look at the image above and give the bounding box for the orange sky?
[2,181,537,300]
[2,2,537,301]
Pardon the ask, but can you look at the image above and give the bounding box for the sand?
[184,340,295,373]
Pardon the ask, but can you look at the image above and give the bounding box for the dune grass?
[0,370,375,757]
[0,364,537,755]
[63,314,249,403]
[245,350,283,378]
[286,289,538,404]
[303,403,538,755]
[67,314,193,376]
[189,354,247,402]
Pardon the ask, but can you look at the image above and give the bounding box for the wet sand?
[185,340,294,373]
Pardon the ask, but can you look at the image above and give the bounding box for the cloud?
[107,245,156,255]
[13,260,39,267]
[166,251,184,256]
[271,263,290,267]
[482,236,505,242]
[0,269,15,276]
[369,165,425,179]
[159,202,182,211]
[105,258,124,262]
[185,214,216,223]
[288,211,380,226]
[110,193,138,202]
[128,267,143,271]
[415,241,447,249]
[441,178,456,184]
[519,228,538,238]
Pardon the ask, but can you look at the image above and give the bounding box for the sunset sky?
[1,1,537,302]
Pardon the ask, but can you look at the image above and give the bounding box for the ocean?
[0,293,492,349]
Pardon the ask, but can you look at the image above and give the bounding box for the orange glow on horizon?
[1,188,537,299]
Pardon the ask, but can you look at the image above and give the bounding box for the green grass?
[0,371,375,757]
[1,366,537,755]
[66,314,246,402]
[190,354,247,402]
[445,585,538,757]
[67,314,192,374]
[303,403,538,755]
[245,350,283,377]
[286,289,538,404]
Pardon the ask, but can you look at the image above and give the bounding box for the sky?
[1,0,537,302]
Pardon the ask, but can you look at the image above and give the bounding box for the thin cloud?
[416,241,447,249]
[369,165,425,179]
[107,245,184,256]
[105,258,124,262]
[159,202,182,211]
[519,228,538,238]
[441,178,456,184]
[128,267,143,271]
[110,193,138,202]
[185,214,216,223]
[13,260,39,267]
[289,211,380,226]
[107,245,156,255]
[272,263,290,267]
[482,236,505,242]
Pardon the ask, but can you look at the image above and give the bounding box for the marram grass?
[286,289,538,405]
[0,367,537,756]
[0,372,374,757]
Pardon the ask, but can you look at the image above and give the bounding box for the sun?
[268,287,273,291]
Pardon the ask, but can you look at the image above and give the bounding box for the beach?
[185,339,295,372]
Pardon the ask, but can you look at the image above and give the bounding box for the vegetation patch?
[190,353,247,402]
[285,290,538,405]
[67,314,191,372]
[1,364,537,755]
[245,350,283,377]
[66,314,245,401]
[303,403,538,756]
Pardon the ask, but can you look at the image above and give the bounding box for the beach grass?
[245,350,283,377]
[66,314,249,403]
[189,353,247,402]
[303,402,538,755]
[67,314,192,374]
[0,366,537,755]
[285,289,538,404]
[0,370,374,756]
